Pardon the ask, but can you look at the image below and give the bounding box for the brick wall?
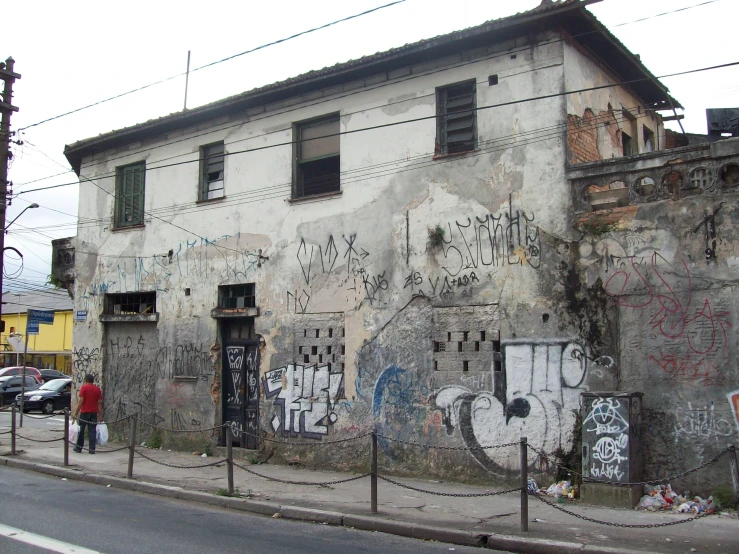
[567,109,601,164]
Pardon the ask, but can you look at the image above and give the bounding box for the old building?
[56,0,739,490]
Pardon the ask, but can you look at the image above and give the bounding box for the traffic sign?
[26,320,39,335]
[28,309,55,324]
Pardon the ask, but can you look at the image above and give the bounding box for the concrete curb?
[0,455,654,554]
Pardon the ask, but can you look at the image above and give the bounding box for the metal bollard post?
[728,444,739,514]
[226,426,234,496]
[63,410,69,466]
[127,417,137,479]
[11,404,16,455]
[520,436,528,532]
[371,428,378,514]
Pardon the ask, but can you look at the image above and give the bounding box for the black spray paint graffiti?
[439,197,541,277]
[692,203,723,264]
[404,270,480,301]
[433,340,590,474]
[155,343,214,380]
[72,347,100,385]
[293,234,373,310]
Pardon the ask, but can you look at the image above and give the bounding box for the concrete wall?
[569,138,739,493]
[68,29,694,484]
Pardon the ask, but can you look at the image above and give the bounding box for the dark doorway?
[222,318,259,449]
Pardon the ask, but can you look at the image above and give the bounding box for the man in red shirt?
[72,374,103,454]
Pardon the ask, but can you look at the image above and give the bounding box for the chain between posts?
[531,492,714,528]
[67,441,130,454]
[233,461,371,486]
[378,434,519,451]
[14,434,65,443]
[527,443,732,487]
[21,413,60,420]
[378,475,522,497]
[133,448,227,469]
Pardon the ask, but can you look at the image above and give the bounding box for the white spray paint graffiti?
[673,401,732,443]
[584,398,629,481]
[263,364,344,439]
[433,340,590,474]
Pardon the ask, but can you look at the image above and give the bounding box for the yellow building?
[1,291,73,373]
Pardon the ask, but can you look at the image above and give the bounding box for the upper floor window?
[643,125,655,153]
[200,142,225,200]
[104,292,156,315]
[294,115,340,199]
[115,162,145,228]
[218,284,255,309]
[436,80,477,156]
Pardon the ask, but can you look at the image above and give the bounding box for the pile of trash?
[635,484,716,513]
[529,479,579,500]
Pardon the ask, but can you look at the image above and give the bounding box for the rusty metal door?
[223,330,259,449]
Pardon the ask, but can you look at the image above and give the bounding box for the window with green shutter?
[115,162,145,228]
[436,80,477,155]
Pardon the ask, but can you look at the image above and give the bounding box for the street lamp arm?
[4,203,39,232]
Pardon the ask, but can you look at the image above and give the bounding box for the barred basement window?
[294,114,340,198]
[437,80,477,155]
[115,162,145,228]
[218,284,255,309]
[104,292,156,315]
[200,142,225,200]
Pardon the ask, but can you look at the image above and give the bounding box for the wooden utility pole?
[0,57,21,324]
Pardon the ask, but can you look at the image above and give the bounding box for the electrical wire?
[9,104,653,236]
[16,1,407,131]
[11,0,719,190]
[18,59,737,203]
[8,107,657,258]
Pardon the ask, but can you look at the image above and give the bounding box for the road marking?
[0,523,103,554]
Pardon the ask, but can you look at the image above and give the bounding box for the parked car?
[15,378,72,414]
[0,366,43,385]
[39,369,68,383]
[0,376,40,408]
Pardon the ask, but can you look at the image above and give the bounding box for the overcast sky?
[3,0,738,292]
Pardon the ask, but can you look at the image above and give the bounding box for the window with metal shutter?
[437,81,477,155]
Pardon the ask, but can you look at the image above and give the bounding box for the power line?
[10,107,657,259]
[17,1,407,131]
[14,0,712,187]
[612,0,721,27]
[10,104,652,235]
[17,59,738,203]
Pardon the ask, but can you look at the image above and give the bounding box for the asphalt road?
[0,466,503,554]
[0,411,65,431]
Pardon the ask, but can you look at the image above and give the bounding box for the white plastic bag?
[69,421,80,444]
[96,423,109,446]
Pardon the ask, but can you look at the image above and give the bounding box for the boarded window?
[437,81,477,155]
[201,142,225,200]
[115,162,145,228]
[294,115,340,198]
[104,292,156,315]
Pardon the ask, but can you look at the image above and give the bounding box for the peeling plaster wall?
[72,31,629,482]
[563,41,665,163]
[573,139,739,493]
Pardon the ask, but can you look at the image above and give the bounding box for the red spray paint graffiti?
[604,253,731,357]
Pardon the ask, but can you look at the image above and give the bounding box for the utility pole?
[0,57,21,333]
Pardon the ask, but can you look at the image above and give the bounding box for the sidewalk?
[1,418,737,554]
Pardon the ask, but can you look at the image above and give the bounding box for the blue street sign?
[26,320,39,335]
[27,309,55,324]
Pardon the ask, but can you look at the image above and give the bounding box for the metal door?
[223,336,259,449]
